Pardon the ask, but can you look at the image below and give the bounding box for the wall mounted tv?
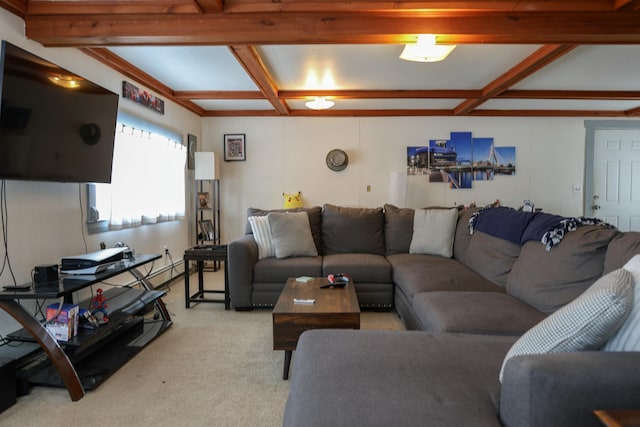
[0,41,119,183]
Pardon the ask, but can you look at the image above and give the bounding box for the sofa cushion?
[284,329,515,427]
[603,231,639,274]
[412,291,546,335]
[248,215,275,259]
[246,206,323,254]
[322,253,391,283]
[409,208,458,257]
[604,254,640,351]
[253,256,323,283]
[453,207,481,262]
[463,231,521,287]
[388,254,503,301]
[383,204,414,255]
[499,267,633,382]
[322,204,385,255]
[267,212,318,259]
[506,225,620,314]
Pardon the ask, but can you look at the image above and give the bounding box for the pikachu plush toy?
[283,192,303,209]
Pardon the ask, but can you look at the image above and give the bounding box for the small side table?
[184,245,229,310]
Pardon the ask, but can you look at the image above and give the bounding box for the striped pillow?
[248,215,275,259]
[499,267,633,382]
[603,254,640,351]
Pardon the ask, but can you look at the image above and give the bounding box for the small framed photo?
[197,192,210,209]
[199,219,215,240]
[224,134,246,161]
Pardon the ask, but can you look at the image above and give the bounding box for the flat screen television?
[0,41,119,183]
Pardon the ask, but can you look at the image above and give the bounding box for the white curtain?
[95,124,186,229]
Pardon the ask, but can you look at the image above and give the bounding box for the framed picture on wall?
[199,219,215,240]
[224,134,246,161]
[187,134,197,169]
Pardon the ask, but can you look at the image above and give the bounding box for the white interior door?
[592,129,640,231]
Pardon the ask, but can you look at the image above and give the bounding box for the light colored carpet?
[0,271,404,426]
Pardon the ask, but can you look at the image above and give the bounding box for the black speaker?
[34,264,58,285]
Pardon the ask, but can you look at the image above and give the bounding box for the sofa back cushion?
[322,204,385,255]
[453,207,481,262]
[506,225,620,314]
[603,231,639,274]
[384,204,414,255]
[463,231,522,288]
[246,206,323,254]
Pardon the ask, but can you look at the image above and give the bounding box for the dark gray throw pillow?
[322,204,385,255]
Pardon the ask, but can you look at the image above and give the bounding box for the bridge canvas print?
[407,131,515,190]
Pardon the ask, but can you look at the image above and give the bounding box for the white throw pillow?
[267,212,318,259]
[499,267,633,382]
[409,208,458,258]
[248,215,275,259]
[603,254,640,351]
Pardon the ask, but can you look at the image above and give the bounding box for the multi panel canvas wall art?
[407,131,515,190]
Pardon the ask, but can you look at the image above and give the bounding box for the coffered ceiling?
[2,0,640,117]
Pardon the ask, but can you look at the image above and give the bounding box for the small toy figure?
[90,288,109,324]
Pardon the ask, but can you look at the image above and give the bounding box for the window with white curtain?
[88,121,186,232]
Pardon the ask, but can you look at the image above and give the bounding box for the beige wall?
[202,116,591,242]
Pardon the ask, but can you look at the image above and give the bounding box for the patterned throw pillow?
[603,254,640,351]
[499,267,633,382]
[248,215,275,259]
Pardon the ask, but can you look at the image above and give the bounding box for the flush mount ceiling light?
[399,34,456,63]
[305,97,335,110]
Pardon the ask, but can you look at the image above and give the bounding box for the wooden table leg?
[0,300,85,401]
[283,350,292,380]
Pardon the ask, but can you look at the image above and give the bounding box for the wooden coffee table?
[272,277,360,379]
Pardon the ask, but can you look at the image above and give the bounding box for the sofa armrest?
[228,234,258,310]
[500,351,640,427]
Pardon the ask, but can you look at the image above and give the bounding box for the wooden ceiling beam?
[179,88,640,101]
[193,0,223,13]
[0,0,27,17]
[24,12,640,47]
[22,1,621,16]
[228,45,290,115]
[202,108,627,117]
[453,44,577,115]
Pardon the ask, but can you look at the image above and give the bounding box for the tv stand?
[0,254,171,401]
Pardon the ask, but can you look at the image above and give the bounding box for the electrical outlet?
[164,245,169,255]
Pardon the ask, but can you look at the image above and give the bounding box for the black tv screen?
[0,41,119,183]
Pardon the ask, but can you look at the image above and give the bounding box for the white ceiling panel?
[259,44,541,90]
[192,99,274,110]
[289,98,464,110]
[515,45,640,91]
[480,99,640,111]
[108,46,259,91]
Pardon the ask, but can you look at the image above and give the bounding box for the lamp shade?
[194,152,220,180]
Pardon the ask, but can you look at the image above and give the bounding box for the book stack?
[45,303,79,341]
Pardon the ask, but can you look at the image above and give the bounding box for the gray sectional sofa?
[228,203,640,427]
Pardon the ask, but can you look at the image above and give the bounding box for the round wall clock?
[326,149,349,171]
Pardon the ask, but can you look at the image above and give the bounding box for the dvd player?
[61,247,127,274]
